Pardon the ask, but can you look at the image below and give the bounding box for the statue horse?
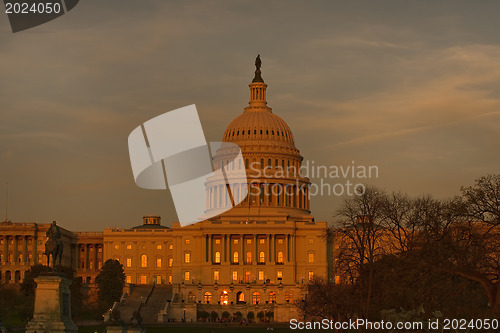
[44,237,63,268]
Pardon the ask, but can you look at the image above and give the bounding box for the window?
[204,292,212,304]
[246,239,252,244]
[309,238,314,244]
[157,244,162,250]
[188,292,196,303]
[185,253,191,263]
[269,291,277,303]
[308,253,315,263]
[233,252,239,263]
[220,290,228,305]
[246,252,252,264]
[168,258,173,267]
[259,251,265,263]
[156,275,162,284]
[169,244,173,250]
[308,271,314,281]
[259,238,265,244]
[168,275,172,284]
[214,270,219,282]
[277,270,283,279]
[141,254,147,267]
[214,251,221,263]
[277,251,284,264]
[277,238,284,245]
[215,239,221,245]
[184,271,190,281]
[258,270,264,281]
[335,275,340,284]
[285,292,292,302]
[237,291,245,303]
[140,275,147,284]
[234,239,238,244]
[126,275,132,284]
[232,270,238,281]
[185,239,190,244]
[114,244,119,250]
[126,244,132,250]
[252,292,261,304]
[245,271,251,283]
[126,258,132,268]
[156,258,162,268]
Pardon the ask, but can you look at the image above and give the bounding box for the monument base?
[106,326,145,333]
[25,273,78,333]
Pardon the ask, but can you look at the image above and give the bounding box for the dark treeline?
[300,174,500,322]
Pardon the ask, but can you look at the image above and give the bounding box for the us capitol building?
[0,58,330,323]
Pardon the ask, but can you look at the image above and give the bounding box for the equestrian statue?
[44,221,64,268]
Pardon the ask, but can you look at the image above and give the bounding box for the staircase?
[141,285,172,324]
[116,285,154,324]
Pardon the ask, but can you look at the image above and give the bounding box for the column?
[24,236,28,263]
[269,234,273,263]
[32,235,37,264]
[94,244,99,270]
[242,235,245,263]
[3,236,8,263]
[205,235,208,262]
[13,236,19,263]
[286,234,290,262]
[85,244,90,269]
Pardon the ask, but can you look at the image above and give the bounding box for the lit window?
[126,275,132,284]
[246,252,252,264]
[214,270,219,282]
[126,258,132,268]
[185,253,191,263]
[114,244,119,250]
[215,239,221,245]
[156,258,162,268]
[184,271,190,281]
[335,275,340,284]
[126,244,132,250]
[156,275,162,284]
[308,271,314,281]
[258,270,264,281]
[234,239,238,244]
[269,291,277,303]
[246,239,252,245]
[259,251,265,263]
[168,275,172,284]
[277,251,284,263]
[233,252,239,263]
[277,239,284,245]
[157,244,162,250]
[309,238,314,244]
[220,290,228,305]
[308,253,315,263]
[214,251,221,263]
[141,254,147,267]
[252,291,261,304]
[245,271,251,283]
[168,258,173,267]
[169,244,173,250]
[285,292,292,302]
[277,270,283,279]
[140,275,147,284]
[259,238,265,244]
[232,270,238,281]
[185,239,190,244]
[204,292,212,303]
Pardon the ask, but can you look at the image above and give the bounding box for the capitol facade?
[0,58,330,323]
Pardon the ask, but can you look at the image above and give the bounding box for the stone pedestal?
[25,273,78,333]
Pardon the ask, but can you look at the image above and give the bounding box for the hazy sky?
[1,1,500,231]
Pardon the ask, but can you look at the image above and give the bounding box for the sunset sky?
[1,1,500,231]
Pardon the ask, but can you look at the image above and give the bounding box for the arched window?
[220,290,228,305]
[269,291,277,303]
[246,252,252,264]
[259,251,265,263]
[285,292,293,303]
[204,292,212,304]
[252,291,261,304]
[188,292,196,303]
[277,251,284,264]
[236,291,245,303]
[141,254,147,267]
[233,252,239,263]
[214,251,221,264]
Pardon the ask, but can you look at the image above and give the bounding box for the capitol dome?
[205,56,311,220]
